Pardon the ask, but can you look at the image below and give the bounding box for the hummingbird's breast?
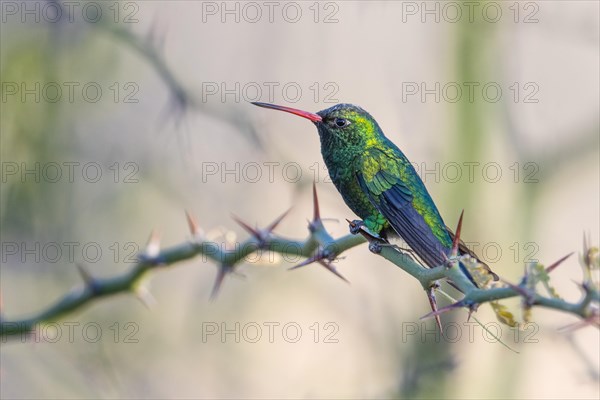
[322,147,379,220]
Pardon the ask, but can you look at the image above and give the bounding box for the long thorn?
[210,265,229,301]
[266,207,292,233]
[185,210,201,237]
[426,287,444,334]
[145,230,161,258]
[135,286,157,310]
[420,300,464,320]
[318,260,350,283]
[312,182,321,223]
[558,315,600,332]
[546,252,574,273]
[466,304,479,323]
[289,254,322,270]
[76,263,94,287]
[451,210,464,257]
[231,214,260,237]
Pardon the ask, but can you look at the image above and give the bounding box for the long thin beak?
[251,102,322,122]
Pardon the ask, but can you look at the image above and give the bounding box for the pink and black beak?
[252,102,322,123]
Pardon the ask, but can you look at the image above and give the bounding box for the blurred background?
[1,1,598,398]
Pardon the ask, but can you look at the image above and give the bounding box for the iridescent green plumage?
[253,102,496,279]
[313,104,453,268]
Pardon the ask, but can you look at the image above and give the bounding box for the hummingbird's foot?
[368,241,383,254]
[347,218,387,245]
[364,228,384,240]
[348,219,365,235]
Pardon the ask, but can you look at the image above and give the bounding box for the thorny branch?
[1,185,598,339]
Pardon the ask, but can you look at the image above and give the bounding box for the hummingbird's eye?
[334,118,350,128]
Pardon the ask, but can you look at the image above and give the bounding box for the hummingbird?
[252,102,498,285]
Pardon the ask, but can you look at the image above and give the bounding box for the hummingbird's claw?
[347,219,364,235]
[368,241,383,254]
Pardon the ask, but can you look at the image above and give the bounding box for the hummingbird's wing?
[356,147,451,269]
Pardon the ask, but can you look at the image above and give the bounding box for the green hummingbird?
[252,102,498,284]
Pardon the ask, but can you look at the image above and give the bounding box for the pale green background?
[1,1,599,399]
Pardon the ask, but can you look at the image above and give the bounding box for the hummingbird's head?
[252,102,383,147]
